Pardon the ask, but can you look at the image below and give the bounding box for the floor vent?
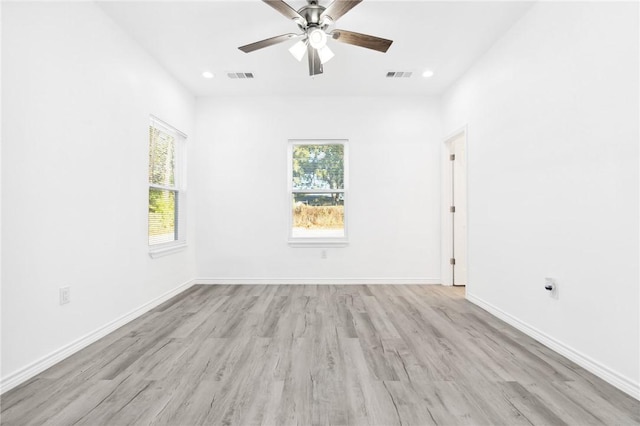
[227,72,255,79]
[386,71,413,78]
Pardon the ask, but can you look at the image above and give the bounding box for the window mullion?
[291,189,344,194]
[149,183,177,192]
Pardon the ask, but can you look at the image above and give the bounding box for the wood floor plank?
[309,309,348,426]
[70,374,158,425]
[351,312,400,381]
[339,337,401,425]
[260,380,285,425]
[361,295,402,339]
[150,378,219,425]
[39,380,121,426]
[276,337,314,425]
[522,380,610,425]
[2,285,638,426]
[169,295,228,338]
[204,337,272,425]
[496,381,569,425]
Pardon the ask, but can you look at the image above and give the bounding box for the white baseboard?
[467,292,640,401]
[194,277,441,285]
[0,279,195,395]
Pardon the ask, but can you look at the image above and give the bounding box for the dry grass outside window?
[292,204,344,229]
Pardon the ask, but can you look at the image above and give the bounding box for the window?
[288,140,348,246]
[148,117,186,252]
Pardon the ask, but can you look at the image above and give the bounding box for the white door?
[450,135,467,286]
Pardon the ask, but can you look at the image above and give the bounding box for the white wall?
[195,96,442,283]
[0,0,4,379]
[442,2,639,397]
[1,2,197,389]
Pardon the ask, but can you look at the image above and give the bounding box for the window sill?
[288,239,349,248]
[149,242,188,259]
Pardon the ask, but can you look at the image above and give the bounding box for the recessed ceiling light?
[202,71,214,79]
[422,70,434,78]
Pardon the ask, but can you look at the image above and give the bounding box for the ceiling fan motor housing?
[298,3,325,28]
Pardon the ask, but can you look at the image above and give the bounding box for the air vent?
[386,71,413,78]
[227,72,255,79]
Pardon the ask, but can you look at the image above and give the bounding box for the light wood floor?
[2,285,638,425]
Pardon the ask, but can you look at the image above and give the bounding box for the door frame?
[441,126,468,286]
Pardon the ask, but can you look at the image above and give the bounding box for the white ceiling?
[98,1,534,97]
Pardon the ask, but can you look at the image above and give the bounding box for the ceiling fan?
[238,0,393,76]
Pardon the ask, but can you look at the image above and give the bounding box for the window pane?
[149,188,177,245]
[292,144,344,190]
[149,126,175,186]
[292,193,344,238]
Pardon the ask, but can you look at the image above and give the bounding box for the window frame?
[148,115,187,258]
[287,139,349,247]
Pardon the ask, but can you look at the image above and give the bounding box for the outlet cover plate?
[59,287,70,305]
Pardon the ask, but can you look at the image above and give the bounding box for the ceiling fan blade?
[320,0,363,22]
[263,0,307,25]
[307,44,323,76]
[239,33,301,53]
[330,29,393,53]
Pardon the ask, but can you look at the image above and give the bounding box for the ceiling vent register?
[227,72,255,79]
[386,71,413,78]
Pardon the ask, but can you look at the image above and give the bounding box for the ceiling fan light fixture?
[239,0,394,77]
[320,16,334,29]
[308,28,327,49]
[289,39,308,62]
[317,45,335,64]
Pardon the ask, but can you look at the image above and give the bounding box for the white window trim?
[149,241,188,258]
[148,115,188,257]
[287,139,349,248]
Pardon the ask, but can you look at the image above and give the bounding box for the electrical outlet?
[321,250,327,259]
[59,287,70,305]
[544,278,558,299]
